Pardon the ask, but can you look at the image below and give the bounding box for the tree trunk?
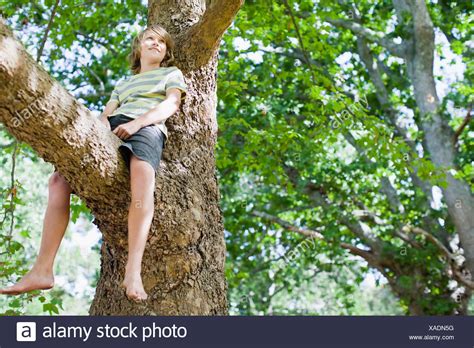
[0,0,243,315]
[393,0,474,279]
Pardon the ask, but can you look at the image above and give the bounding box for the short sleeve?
[165,69,187,100]
[108,79,125,105]
[107,87,120,104]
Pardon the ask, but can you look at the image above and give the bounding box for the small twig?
[252,210,324,239]
[281,0,316,82]
[36,0,61,62]
[74,30,119,56]
[5,141,19,256]
[84,65,105,92]
[453,104,472,146]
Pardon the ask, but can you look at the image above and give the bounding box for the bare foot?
[0,269,54,295]
[122,273,148,302]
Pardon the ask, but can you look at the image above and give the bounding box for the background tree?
[0,0,243,315]
[219,0,473,315]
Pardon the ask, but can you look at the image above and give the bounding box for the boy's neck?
[140,62,162,73]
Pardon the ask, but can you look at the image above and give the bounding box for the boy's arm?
[99,101,119,122]
[135,89,182,128]
[112,90,181,139]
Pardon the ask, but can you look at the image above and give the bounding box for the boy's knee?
[130,156,154,175]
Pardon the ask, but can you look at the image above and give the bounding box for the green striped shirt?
[107,66,187,139]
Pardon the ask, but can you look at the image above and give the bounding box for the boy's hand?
[113,120,142,140]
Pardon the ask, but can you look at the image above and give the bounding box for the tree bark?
[392,0,474,279]
[0,0,243,315]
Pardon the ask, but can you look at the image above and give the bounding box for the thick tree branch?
[343,131,405,215]
[146,0,243,68]
[408,0,436,69]
[252,210,324,240]
[0,20,130,230]
[327,18,407,58]
[180,0,244,68]
[403,225,474,290]
[2,0,61,256]
[351,27,450,245]
[392,0,474,278]
[282,164,383,252]
[253,210,380,268]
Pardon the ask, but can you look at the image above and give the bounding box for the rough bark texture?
[0,0,244,315]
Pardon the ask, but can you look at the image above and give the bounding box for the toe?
[126,290,137,300]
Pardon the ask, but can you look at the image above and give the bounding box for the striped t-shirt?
[107,66,187,139]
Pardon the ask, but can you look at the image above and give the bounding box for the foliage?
[218,0,473,314]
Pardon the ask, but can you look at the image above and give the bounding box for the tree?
[219,0,473,315]
[0,0,244,315]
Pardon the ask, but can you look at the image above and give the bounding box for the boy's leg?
[0,172,72,295]
[122,155,155,301]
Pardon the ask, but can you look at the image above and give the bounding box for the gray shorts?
[109,114,166,173]
[54,115,166,194]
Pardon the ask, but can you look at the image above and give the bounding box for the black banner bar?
[0,316,472,347]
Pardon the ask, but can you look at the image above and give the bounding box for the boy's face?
[140,30,167,65]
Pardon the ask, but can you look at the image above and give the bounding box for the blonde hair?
[129,25,175,75]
